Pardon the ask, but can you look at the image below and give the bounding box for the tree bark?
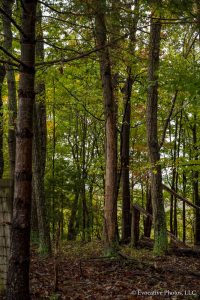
[144,182,152,238]
[94,0,118,255]
[121,74,132,241]
[192,114,200,245]
[0,65,5,178]
[121,1,139,241]
[6,1,37,299]
[67,189,79,240]
[146,9,168,255]
[32,3,51,254]
[2,0,17,204]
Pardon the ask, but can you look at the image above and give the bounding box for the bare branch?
[162,183,200,211]
[36,34,128,67]
[0,59,19,68]
[0,45,26,67]
[0,7,27,38]
[159,90,178,150]
[55,78,104,122]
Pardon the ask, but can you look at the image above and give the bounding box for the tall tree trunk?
[146,8,168,255]
[121,1,139,241]
[182,170,186,243]
[192,114,200,245]
[2,0,17,199]
[0,65,5,178]
[52,78,56,236]
[94,0,118,255]
[170,116,178,235]
[81,115,88,241]
[6,1,37,299]
[121,73,132,241]
[32,3,51,254]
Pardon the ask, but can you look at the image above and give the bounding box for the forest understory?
[26,241,200,299]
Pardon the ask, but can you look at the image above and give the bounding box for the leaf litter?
[28,241,200,299]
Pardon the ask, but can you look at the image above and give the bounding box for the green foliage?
[1,0,200,249]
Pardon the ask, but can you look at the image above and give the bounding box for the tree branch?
[159,90,178,149]
[0,7,27,38]
[0,45,26,68]
[162,183,200,211]
[55,78,104,122]
[0,59,19,68]
[36,34,128,67]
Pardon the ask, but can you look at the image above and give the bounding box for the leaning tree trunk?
[32,3,51,254]
[146,8,168,255]
[0,65,5,178]
[6,1,37,299]
[2,0,17,206]
[94,0,118,255]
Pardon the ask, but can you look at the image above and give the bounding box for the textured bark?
[32,4,51,254]
[6,1,37,299]
[121,75,132,241]
[121,1,139,241]
[131,206,140,247]
[146,12,168,255]
[80,115,89,241]
[144,183,152,238]
[95,0,118,254]
[67,190,79,240]
[182,171,186,243]
[2,0,17,202]
[0,65,5,178]
[52,79,56,236]
[192,114,200,245]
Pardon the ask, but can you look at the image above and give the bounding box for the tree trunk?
[182,128,186,243]
[0,65,5,178]
[94,0,118,255]
[146,10,168,255]
[144,182,152,238]
[6,1,37,299]
[32,3,51,254]
[192,114,200,245]
[182,171,186,244]
[52,78,56,236]
[2,0,17,201]
[81,115,89,241]
[121,0,139,242]
[67,190,79,240]
[131,206,140,247]
[170,116,178,236]
[121,74,132,241]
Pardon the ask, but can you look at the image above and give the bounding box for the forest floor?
[29,240,200,300]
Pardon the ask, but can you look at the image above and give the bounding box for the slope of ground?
[30,240,200,299]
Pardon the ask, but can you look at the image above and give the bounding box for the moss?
[38,243,50,256]
[153,226,168,256]
[104,240,119,257]
[0,277,6,296]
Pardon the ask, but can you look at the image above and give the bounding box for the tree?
[0,64,5,178]
[121,0,139,241]
[6,0,37,299]
[94,0,118,255]
[2,0,17,203]
[32,3,51,254]
[146,1,168,255]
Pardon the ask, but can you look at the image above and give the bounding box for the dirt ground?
[30,241,200,299]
